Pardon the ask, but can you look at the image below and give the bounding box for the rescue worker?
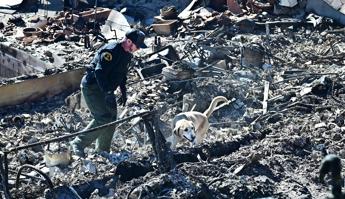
[70,29,147,157]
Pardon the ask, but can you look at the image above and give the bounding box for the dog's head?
[173,119,196,143]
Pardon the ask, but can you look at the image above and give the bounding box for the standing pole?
[93,0,98,30]
[0,152,11,199]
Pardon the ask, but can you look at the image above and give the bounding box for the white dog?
[167,96,228,149]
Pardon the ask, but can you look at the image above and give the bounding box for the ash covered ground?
[1,0,345,198]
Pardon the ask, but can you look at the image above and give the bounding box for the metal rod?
[3,153,10,199]
[0,153,11,199]
[93,0,98,30]
[15,164,54,191]
[9,169,45,181]
[68,186,83,199]
[5,111,151,153]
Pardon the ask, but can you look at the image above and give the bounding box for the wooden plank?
[0,68,85,107]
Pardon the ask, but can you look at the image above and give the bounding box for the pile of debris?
[1,0,345,198]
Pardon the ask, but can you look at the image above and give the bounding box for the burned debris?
[1,0,345,198]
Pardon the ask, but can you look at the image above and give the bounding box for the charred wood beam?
[152,115,176,171]
[174,128,272,163]
[115,160,154,182]
[0,152,11,199]
[142,113,176,173]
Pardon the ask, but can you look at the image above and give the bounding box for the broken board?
[0,68,85,107]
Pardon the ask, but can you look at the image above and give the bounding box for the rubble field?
[1,0,345,198]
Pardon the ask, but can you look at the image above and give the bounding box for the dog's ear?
[173,126,180,136]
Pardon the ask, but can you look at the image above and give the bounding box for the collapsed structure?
[0,0,345,198]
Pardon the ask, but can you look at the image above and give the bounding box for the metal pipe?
[15,164,54,191]
[68,186,83,199]
[93,0,98,30]
[5,111,151,153]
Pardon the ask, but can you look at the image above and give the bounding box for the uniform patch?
[103,52,112,61]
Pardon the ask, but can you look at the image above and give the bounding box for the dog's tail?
[203,96,228,118]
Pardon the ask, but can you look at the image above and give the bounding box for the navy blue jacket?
[82,42,133,94]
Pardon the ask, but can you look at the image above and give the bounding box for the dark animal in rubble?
[319,154,344,199]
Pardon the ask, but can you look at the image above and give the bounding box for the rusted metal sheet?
[0,68,85,107]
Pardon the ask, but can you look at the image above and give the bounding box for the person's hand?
[104,92,116,109]
[118,93,127,106]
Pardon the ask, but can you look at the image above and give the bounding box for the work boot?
[70,140,85,158]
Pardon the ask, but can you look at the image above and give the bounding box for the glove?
[118,93,127,106]
[104,91,117,109]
